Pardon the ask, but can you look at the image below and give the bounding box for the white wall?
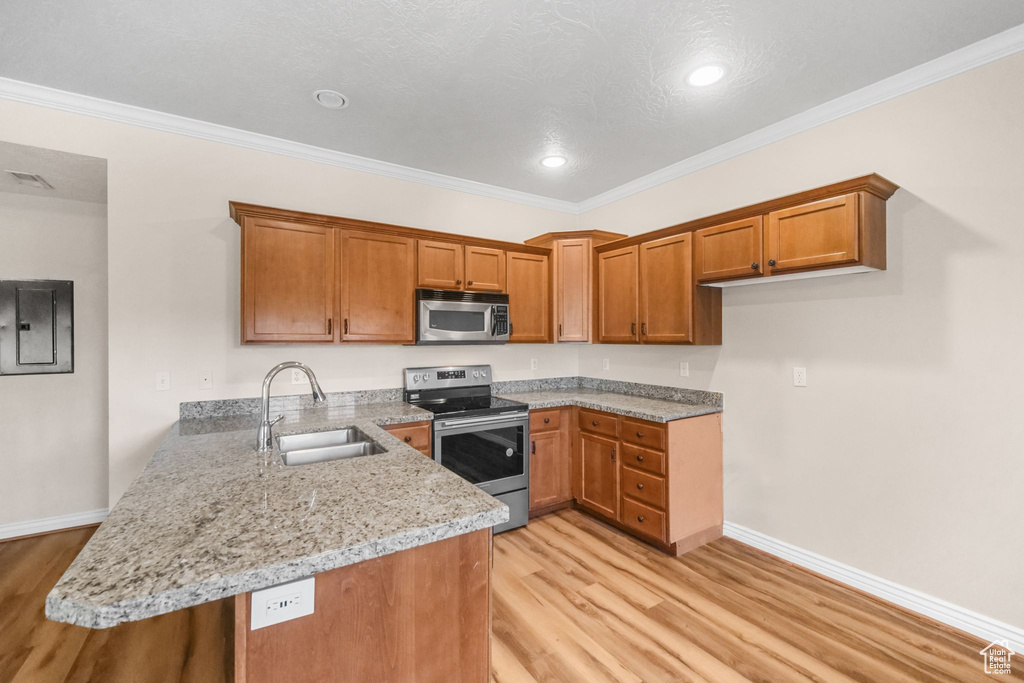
[578,52,1024,628]
[0,98,578,512]
[0,193,108,526]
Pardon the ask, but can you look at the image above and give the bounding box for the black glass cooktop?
[413,395,528,418]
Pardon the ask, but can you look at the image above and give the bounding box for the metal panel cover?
[0,279,74,375]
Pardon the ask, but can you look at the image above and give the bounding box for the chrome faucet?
[256,361,327,452]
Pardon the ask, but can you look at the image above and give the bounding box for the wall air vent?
[4,170,53,190]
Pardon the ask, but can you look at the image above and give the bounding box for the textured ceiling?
[2,1,1023,202]
[0,141,107,204]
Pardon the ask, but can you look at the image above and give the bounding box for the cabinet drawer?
[621,418,665,450]
[621,498,666,541]
[579,409,618,438]
[530,409,561,433]
[384,421,431,451]
[621,467,666,509]
[620,443,665,475]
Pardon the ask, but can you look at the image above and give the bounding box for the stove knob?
[422,373,430,381]
[481,370,488,377]
[412,374,420,383]
[473,371,480,378]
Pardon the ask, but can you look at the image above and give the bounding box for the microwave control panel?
[493,305,508,336]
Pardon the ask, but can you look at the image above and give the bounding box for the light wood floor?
[1,511,1014,682]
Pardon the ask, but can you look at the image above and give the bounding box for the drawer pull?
[544,418,550,424]
[637,515,645,523]
[636,431,644,438]
[592,420,599,426]
[404,436,412,443]
[636,454,644,463]
[636,483,644,490]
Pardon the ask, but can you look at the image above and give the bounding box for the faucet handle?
[268,414,284,427]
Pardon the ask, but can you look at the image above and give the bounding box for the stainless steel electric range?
[403,365,529,533]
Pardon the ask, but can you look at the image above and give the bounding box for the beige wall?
[0,98,578,515]
[0,193,108,525]
[579,52,1024,627]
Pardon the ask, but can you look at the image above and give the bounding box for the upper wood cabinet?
[506,251,551,343]
[766,192,862,273]
[464,245,506,291]
[339,230,415,343]
[597,245,639,343]
[241,218,336,344]
[639,234,693,344]
[416,240,464,289]
[694,216,764,283]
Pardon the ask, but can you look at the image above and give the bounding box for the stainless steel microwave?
[416,289,510,345]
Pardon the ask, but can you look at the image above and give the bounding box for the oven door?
[433,413,529,496]
[417,300,500,344]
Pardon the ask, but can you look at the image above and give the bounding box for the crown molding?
[2,22,1023,219]
[577,23,1024,214]
[725,522,1024,652]
[0,77,580,215]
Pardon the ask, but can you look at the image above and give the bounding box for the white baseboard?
[0,508,109,541]
[723,521,1024,652]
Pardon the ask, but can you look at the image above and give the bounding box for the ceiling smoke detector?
[313,90,349,109]
[540,155,567,168]
[5,170,53,190]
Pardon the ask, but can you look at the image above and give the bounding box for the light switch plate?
[793,367,807,387]
[156,372,170,391]
[199,369,213,390]
[250,576,315,630]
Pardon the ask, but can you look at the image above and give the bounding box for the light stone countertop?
[45,402,508,629]
[494,388,722,422]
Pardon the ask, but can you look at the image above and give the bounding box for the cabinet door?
[242,218,336,343]
[417,240,464,289]
[639,234,692,344]
[465,246,506,291]
[694,216,764,283]
[506,251,550,343]
[556,239,591,342]
[339,230,415,343]
[529,430,570,511]
[767,193,859,273]
[578,432,619,520]
[597,246,638,343]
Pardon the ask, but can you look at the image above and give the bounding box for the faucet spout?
[256,361,328,452]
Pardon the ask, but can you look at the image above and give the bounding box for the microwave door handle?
[491,306,496,335]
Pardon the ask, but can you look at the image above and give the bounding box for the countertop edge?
[44,506,508,629]
[494,393,724,422]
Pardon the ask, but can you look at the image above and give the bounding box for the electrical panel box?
[0,279,74,375]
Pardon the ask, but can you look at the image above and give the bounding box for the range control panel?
[404,365,491,391]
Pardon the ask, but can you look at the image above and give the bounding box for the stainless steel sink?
[276,428,385,466]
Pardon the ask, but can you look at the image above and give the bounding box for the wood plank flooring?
[1,511,1014,682]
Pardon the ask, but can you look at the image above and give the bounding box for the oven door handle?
[434,412,529,430]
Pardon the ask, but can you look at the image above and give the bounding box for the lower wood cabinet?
[528,408,572,514]
[382,420,432,458]
[575,407,723,556]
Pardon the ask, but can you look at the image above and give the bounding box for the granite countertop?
[495,388,722,422]
[45,402,508,629]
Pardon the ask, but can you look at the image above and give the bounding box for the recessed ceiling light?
[540,155,567,168]
[686,65,725,87]
[313,89,349,109]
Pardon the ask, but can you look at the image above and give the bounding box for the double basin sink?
[276,427,385,466]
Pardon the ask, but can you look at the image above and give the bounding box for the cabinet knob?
[544,418,550,424]
[751,262,759,270]
[467,280,474,286]
[610,448,616,462]
[637,483,644,490]
[641,322,647,336]
[404,436,412,443]
[631,322,636,335]
[592,420,599,426]
[531,441,536,455]
[768,259,776,266]
[636,455,644,463]
[637,515,645,523]
[456,279,462,286]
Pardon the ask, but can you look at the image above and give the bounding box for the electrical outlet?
[155,372,170,392]
[530,358,538,371]
[251,576,315,630]
[291,368,307,385]
[602,358,610,371]
[199,370,213,390]
[679,362,689,377]
[793,367,807,387]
